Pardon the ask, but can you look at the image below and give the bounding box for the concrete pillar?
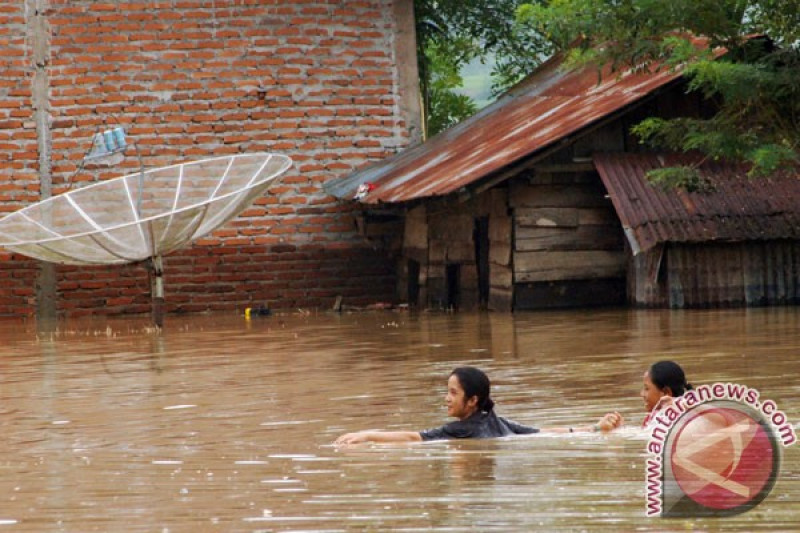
[392,0,423,146]
[28,0,57,322]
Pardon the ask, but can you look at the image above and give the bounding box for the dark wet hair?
[649,360,693,397]
[450,366,495,412]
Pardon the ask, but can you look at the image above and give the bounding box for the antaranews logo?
[645,383,797,517]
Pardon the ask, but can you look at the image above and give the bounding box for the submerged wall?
[509,170,627,310]
[631,241,800,308]
[399,191,503,312]
[0,0,419,318]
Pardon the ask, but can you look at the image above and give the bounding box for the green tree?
[414,0,546,138]
[518,0,800,188]
[423,41,479,136]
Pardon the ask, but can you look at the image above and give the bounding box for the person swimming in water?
[334,366,623,445]
[641,360,693,427]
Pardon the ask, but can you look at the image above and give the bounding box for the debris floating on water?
[245,305,271,319]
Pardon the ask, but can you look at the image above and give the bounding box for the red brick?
[0,0,407,319]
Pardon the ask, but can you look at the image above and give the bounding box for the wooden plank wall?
[401,205,429,306]
[510,170,626,309]
[486,188,513,311]
[428,205,480,309]
[400,198,486,310]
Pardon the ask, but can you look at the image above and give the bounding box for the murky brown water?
[0,308,798,531]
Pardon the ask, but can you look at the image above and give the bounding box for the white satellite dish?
[0,152,292,325]
[0,153,291,264]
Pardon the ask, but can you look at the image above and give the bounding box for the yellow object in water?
[244,305,270,319]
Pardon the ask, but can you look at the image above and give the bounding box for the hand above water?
[334,430,422,446]
[334,432,371,446]
[596,411,624,432]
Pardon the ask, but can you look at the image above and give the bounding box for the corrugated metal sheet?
[594,152,800,254]
[657,241,800,307]
[325,50,693,204]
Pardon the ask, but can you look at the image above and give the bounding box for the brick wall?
[0,0,417,318]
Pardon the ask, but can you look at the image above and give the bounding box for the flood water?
[0,308,798,531]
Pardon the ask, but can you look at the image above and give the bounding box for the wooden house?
[326,48,800,311]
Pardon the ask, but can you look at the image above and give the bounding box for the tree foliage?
[423,41,479,136]
[517,0,800,187]
[414,0,546,137]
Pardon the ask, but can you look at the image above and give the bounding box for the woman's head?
[448,367,494,419]
[641,360,692,412]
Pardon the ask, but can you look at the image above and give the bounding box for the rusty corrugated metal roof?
[325,48,702,204]
[594,152,800,254]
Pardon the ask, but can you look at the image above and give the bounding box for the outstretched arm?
[539,411,624,434]
[335,430,423,446]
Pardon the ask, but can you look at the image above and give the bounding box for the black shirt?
[419,410,540,441]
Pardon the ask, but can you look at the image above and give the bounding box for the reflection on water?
[0,308,798,531]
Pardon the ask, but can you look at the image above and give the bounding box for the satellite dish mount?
[0,123,292,328]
